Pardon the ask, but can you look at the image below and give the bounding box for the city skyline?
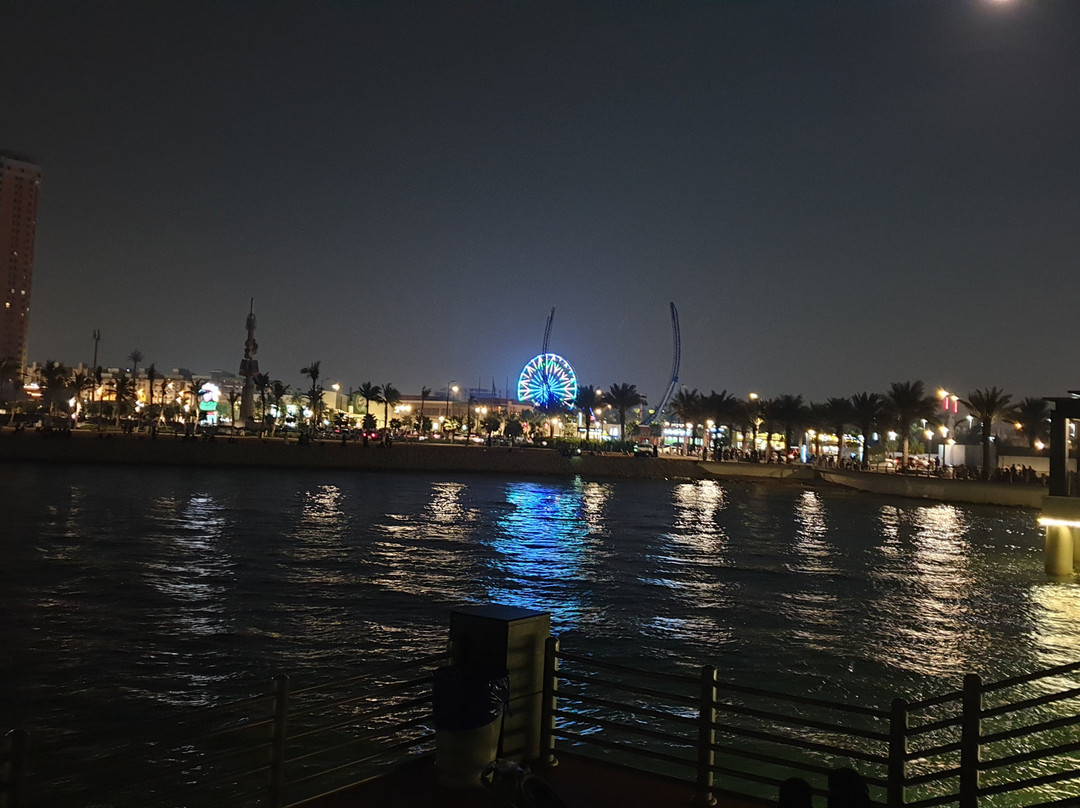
[2,1,1078,402]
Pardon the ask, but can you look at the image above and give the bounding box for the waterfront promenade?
[0,426,1047,506]
[0,427,714,480]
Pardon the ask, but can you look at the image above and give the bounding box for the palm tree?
[253,372,271,424]
[604,383,644,443]
[850,392,884,466]
[824,397,854,463]
[702,390,738,459]
[356,382,382,419]
[671,388,705,455]
[144,363,158,424]
[128,350,143,403]
[269,380,290,434]
[71,369,94,414]
[481,412,502,443]
[227,390,241,424]
[962,387,1015,479]
[574,384,600,442]
[39,360,71,415]
[771,394,806,456]
[300,361,322,428]
[884,381,937,467]
[1014,397,1050,449]
[418,386,432,436]
[381,383,401,431]
[112,372,134,426]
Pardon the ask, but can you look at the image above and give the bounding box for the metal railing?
[5,642,1080,807]
[1,651,446,808]
[540,638,1080,807]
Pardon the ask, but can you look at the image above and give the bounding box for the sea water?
[2,463,1076,742]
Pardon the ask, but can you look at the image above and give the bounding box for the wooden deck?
[297,753,772,808]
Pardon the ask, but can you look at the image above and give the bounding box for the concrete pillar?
[1048,413,1069,497]
[449,605,551,762]
[1041,496,1080,576]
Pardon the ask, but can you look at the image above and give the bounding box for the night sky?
[3,0,1078,403]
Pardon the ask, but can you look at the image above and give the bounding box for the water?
[2,462,1077,745]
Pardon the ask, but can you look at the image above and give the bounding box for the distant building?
[0,152,42,373]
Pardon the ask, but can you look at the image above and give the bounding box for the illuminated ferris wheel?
[517,353,578,410]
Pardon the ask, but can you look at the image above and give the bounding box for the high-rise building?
[1,152,42,373]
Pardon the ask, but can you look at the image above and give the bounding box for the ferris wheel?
[517,353,578,410]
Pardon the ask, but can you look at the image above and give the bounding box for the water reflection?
[873,503,978,678]
[143,492,235,703]
[1029,583,1080,673]
[791,490,836,574]
[642,481,734,646]
[364,481,479,604]
[487,479,602,624]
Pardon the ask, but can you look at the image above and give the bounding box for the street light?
[445,382,458,422]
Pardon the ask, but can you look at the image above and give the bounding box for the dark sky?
[3,0,1078,403]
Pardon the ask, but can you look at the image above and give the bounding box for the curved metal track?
[643,302,680,425]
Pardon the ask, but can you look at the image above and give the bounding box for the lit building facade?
[0,153,42,372]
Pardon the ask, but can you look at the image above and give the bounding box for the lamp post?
[445,382,457,421]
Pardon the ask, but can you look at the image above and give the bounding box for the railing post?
[267,674,290,808]
[887,698,908,807]
[539,636,559,768]
[2,729,27,808]
[692,665,717,807]
[959,673,982,808]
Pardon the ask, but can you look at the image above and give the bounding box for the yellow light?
[1039,517,1080,529]
[1035,440,1045,451]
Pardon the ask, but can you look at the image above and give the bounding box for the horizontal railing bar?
[25,697,276,756]
[905,765,962,787]
[287,652,447,696]
[713,683,888,719]
[296,672,434,705]
[983,714,1080,745]
[905,689,964,712]
[982,685,1080,719]
[552,729,696,770]
[552,710,692,748]
[904,714,962,737]
[288,695,430,741]
[557,671,697,707]
[283,735,424,791]
[713,702,888,742]
[714,745,829,774]
[286,716,431,766]
[557,691,697,727]
[199,717,274,743]
[709,744,838,778]
[906,739,963,761]
[905,790,963,808]
[981,659,1080,693]
[977,767,1080,797]
[555,649,699,685]
[709,723,886,765]
[981,738,1080,772]
[289,681,432,721]
[1021,795,1080,808]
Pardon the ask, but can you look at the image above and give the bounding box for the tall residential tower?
[0,152,42,372]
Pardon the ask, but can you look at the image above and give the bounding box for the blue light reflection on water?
[2,464,1078,739]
